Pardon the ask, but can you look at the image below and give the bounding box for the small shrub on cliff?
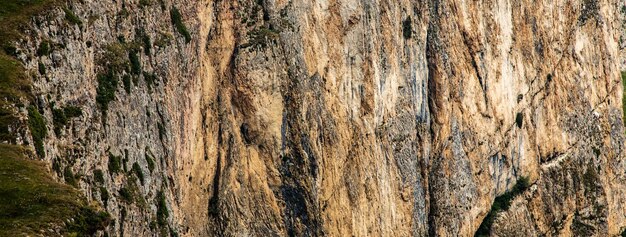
[141,32,152,55]
[139,0,152,7]
[402,17,412,39]
[118,177,145,206]
[63,166,78,187]
[93,169,105,184]
[132,162,145,185]
[156,191,168,227]
[96,71,118,114]
[27,106,47,158]
[65,207,111,235]
[37,41,51,56]
[63,8,82,26]
[52,105,82,136]
[38,61,46,75]
[99,187,109,206]
[475,177,530,236]
[170,7,191,43]
[129,50,141,75]
[122,75,132,94]
[108,152,122,174]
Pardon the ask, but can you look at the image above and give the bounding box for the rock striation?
[4,0,626,236]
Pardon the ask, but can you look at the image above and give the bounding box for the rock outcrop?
[4,0,625,236]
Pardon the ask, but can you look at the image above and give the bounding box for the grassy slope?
[0,144,110,236]
[0,0,111,236]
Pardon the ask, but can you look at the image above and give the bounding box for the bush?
[99,187,109,206]
[63,106,83,118]
[157,122,165,140]
[170,7,191,43]
[402,17,412,39]
[37,41,51,56]
[52,105,82,135]
[143,71,157,92]
[66,207,111,235]
[139,0,152,7]
[156,191,168,227]
[96,71,118,114]
[122,75,131,94]
[475,177,530,236]
[118,177,144,205]
[141,32,152,55]
[38,62,46,75]
[27,106,47,158]
[93,169,105,184]
[63,166,78,187]
[132,162,145,185]
[52,108,67,135]
[63,8,82,26]
[129,50,141,75]
[108,152,122,174]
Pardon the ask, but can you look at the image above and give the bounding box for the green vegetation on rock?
[475,177,530,237]
[27,106,47,157]
[63,7,82,26]
[132,162,145,185]
[108,152,122,174]
[170,7,191,43]
[52,105,82,135]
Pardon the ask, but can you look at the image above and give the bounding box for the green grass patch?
[0,53,32,142]
[170,7,191,43]
[27,106,47,158]
[0,144,110,236]
[0,0,59,53]
[475,177,530,237]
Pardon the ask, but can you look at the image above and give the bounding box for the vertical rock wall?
[10,0,626,236]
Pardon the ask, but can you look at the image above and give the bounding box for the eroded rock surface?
[7,0,626,236]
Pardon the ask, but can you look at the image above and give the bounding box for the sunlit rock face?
[14,0,626,236]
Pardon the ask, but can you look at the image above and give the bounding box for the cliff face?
[7,0,626,236]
